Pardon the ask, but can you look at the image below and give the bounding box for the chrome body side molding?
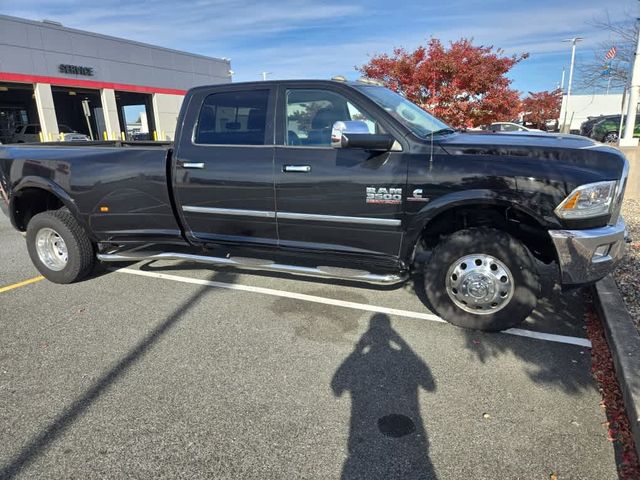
[182,206,401,227]
[182,206,276,218]
[276,211,401,227]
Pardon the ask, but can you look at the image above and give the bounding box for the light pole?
[260,72,271,81]
[621,18,640,146]
[562,37,583,133]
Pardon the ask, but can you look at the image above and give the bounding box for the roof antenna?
[429,130,434,168]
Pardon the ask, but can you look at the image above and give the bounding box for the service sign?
[58,64,94,76]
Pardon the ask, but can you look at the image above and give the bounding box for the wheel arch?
[10,176,86,234]
[403,190,557,265]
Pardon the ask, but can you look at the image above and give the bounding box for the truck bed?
[0,141,183,244]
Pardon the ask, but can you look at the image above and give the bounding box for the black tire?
[603,132,619,144]
[422,228,539,331]
[26,209,95,284]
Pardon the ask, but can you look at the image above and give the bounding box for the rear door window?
[194,90,269,145]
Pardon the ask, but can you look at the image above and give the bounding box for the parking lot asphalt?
[0,214,618,479]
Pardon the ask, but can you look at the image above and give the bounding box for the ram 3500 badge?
[366,187,402,205]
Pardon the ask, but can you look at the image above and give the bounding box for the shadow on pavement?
[458,265,593,395]
[139,254,593,398]
[412,258,593,395]
[332,313,438,480]
[0,271,236,479]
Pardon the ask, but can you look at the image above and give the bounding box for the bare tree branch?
[578,11,637,91]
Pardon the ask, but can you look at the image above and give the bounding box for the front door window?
[285,89,379,147]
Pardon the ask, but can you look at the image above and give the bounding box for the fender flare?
[400,189,552,261]
[9,176,89,234]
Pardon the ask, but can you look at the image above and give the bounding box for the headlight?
[555,181,617,219]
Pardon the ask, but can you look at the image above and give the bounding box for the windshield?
[355,85,452,138]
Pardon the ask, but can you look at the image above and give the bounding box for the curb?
[593,275,640,459]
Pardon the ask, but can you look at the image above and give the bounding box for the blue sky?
[2,0,637,95]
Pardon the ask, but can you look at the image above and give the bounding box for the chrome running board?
[96,251,407,285]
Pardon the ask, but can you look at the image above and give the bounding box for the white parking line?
[115,267,592,349]
[504,328,591,348]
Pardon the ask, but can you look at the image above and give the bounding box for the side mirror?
[331,121,398,151]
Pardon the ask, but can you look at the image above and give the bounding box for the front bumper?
[549,217,628,285]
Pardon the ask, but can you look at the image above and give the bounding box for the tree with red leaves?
[521,89,562,130]
[358,38,528,128]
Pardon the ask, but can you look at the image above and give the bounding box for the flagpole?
[607,74,612,95]
[562,37,582,133]
[621,19,640,146]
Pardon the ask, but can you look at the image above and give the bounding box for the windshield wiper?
[429,128,456,136]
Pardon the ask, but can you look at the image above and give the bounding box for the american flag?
[605,46,617,60]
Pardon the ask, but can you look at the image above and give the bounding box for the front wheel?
[26,209,95,284]
[422,228,540,331]
[603,132,619,144]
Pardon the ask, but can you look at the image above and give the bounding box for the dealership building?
[0,14,232,143]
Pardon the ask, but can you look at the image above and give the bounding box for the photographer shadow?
[331,313,438,480]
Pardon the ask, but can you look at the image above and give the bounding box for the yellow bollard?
[153,130,158,141]
[48,132,53,142]
[60,133,64,142]
[38,132,44,142]
[121,131,125,141]
[103,131,107,140]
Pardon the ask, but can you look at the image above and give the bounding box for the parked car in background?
[590,116,638,144]
[131,131,151,141]
[10,124,90,143]
[580,115,619,138]
[63,132,91,141]
[10,124,41,143]
[486,122,543,133]
[543,119,559,132]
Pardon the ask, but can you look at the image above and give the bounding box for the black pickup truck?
[0,79,629,331]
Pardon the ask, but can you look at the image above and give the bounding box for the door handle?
[181,162,205,169]
[283,165,311,173]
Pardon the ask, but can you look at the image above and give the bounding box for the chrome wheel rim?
[604,133,618,144]
[446,254,514,315]
[35,228,68,271]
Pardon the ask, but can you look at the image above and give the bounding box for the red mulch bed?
[586,309,640,479]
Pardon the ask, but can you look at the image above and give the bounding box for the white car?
[10,124,90,143]
[486,122,543,133]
